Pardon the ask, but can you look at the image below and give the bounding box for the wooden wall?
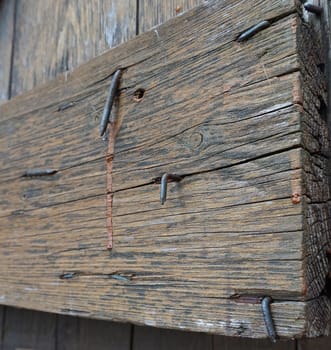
[0,0,330,349]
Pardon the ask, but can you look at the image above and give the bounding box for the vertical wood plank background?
[0,0,15,103]
[0,0,329,349]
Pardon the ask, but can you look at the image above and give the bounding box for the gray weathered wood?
[133,326,213,350]
[138,0,204,33]
[1,308,56,350]
[213,335,296,350]
[0,0,15,103]
[0,0,329,339]
[57,315,132,350]
[0,306,4,348]
[11,0,136,97]
[297,335,331,350]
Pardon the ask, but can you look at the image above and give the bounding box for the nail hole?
[133,88,145,102]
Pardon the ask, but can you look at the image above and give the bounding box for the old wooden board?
[11,0,136,97]
[0,0,330,339]
[213,335,296,350]
[138,0,204,33]
[1,308,56,350]
[132,326,213,350]
[0,0,15,104]
[56,315,132,350]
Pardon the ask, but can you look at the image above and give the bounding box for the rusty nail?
[304,4,323,15]
[23,169,57,177]
[160,173,183,205]
[237,20,271,42]
[99,69,122,137]
[261,296,277,343]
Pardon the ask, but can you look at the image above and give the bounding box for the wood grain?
[56,315,132,350]
[11,0,136,97]
[213,335,296,350]
[133,326,213,350]
[0,306,4,348]
[0,0,15,103]
[1,308,56,350]
[138,0,204,33]
[297,335,331,350]
[0,0,330,338]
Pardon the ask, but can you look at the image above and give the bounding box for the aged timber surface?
[0,0,15,103]
[0,0,330,339]
[10,0,137,97]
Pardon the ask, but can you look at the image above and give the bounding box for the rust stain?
[106,94,124,250]
[106,140,114,249]
[291,192,301,204]
[291,16,298,35]
[289,152,302,205]
[292,73,303,105]
[175,6,182,14]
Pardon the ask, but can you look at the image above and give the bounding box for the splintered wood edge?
[296,0,331,336]
[297,9,331,303]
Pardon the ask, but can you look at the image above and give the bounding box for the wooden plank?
[1,308,56,350]
[0,0,329,338]
[213,335,296,350]
[297,335,331,350]
[0,0,15,103]
[56,315,80,350]
[0,306,4,348]
[133,326,212,350]
[56,315,132,350]
[1,1,135,350]
[138,0,204,33]
[11,0,136,97]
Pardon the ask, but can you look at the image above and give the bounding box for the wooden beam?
[0,0,330,339]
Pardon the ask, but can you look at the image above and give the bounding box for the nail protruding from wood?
[23,169,58,177]
[160,173,183,205]
[261,296,277,343]
[304,4,323,16]
[99,69,122,137]
[237,20,271,42]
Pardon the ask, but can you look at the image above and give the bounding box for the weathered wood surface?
[297,333,331,350]
[0,0,15,104]
[11,0,136,97]
[0,1,137,350]
[1,308,56,350]
[138,0,204,33]
[0,0,330,339]
[56,315,132,350]
[213,335,296,350]
[132,326,213,350]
